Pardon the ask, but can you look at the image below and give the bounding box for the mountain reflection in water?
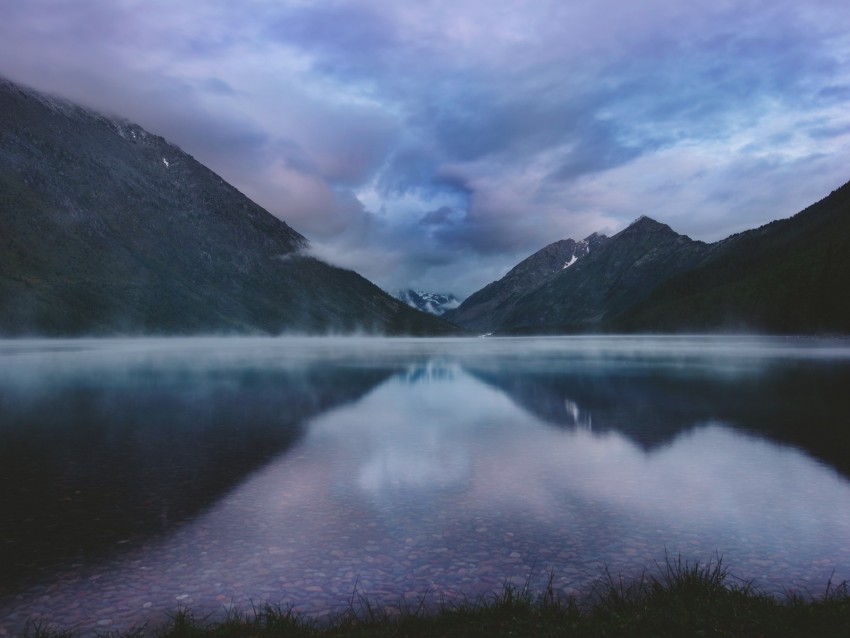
[1,336,849,637]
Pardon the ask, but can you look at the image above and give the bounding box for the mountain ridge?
[4,75,847,336]
[498,215,710,330]
[0,77,456,336]
[611,181,850,333]
[450,182,850,335]
[444,232,607,330]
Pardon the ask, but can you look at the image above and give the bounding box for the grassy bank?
[21,558,850,638]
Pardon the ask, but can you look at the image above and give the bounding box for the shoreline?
[10,559,850,638]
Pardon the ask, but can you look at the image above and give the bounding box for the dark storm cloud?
[2,0,850,295]
[420,207,455,226]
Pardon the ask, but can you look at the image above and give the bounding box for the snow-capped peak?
[394,289,462,316]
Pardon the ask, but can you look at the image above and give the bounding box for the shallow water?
[1,336,850,635]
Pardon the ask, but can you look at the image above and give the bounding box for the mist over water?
[1,336,850,636]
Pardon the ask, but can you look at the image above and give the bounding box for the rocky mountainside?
[395,289,461,316]
[443,233,606,330]
[451,182,850,335]
[0,77,454,335]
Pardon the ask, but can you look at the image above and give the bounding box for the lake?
[2,335,850,635]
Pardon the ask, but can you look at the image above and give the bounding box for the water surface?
[1,336,849,635]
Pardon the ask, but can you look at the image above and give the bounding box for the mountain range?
[0,77,454,336]
[446,184,850,334]
[2,76,848,337]
[394,289,461,316]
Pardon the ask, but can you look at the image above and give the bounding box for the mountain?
[443,233,606,330]
[497,217,711,331]
[0,77,455,336]
[612,182,850,333]
[451,183,850,335]
[395,289,461,316]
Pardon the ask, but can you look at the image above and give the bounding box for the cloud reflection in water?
[2,345,850,637]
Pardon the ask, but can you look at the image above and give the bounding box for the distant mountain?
[443,233,606,330]
[395,289,461,316]
[0,77,455,336]
[450,184,850,335]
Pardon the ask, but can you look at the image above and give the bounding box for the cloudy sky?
[2,1,850,296]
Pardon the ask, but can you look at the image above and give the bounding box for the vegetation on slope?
[614,181,850,334]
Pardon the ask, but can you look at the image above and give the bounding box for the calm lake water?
[2,336,850,635]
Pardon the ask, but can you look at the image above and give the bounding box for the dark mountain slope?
[444,233,606,331]
[614,181,850,333]
[495,217,710,332]
[0,78,454,335]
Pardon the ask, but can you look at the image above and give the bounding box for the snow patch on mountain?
[395,290,462,316]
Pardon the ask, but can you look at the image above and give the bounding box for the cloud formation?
[2,0,850,295]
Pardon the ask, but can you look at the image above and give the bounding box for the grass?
[17,557,850,638]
